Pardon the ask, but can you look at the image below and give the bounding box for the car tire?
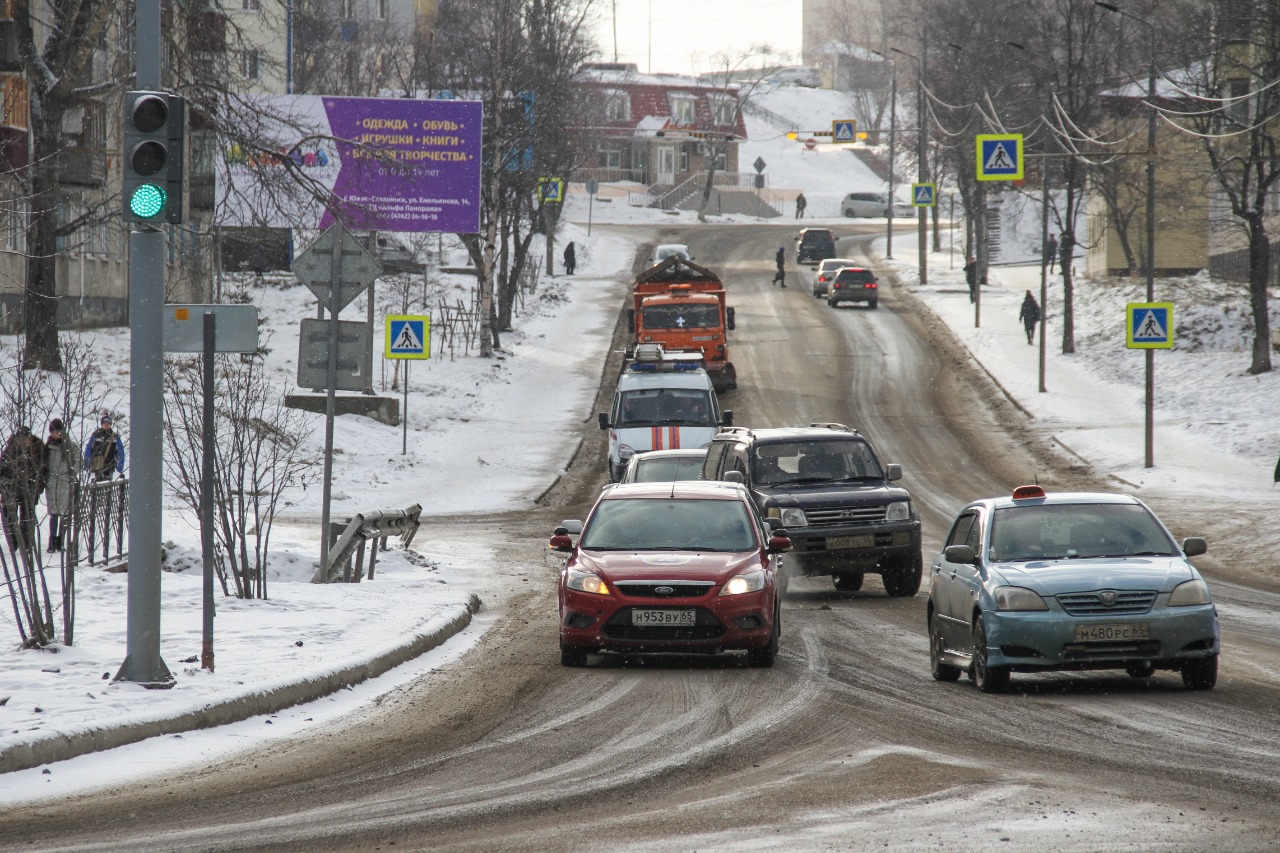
[843,209,854,218]
[868,299,878,310]
[971,614,1010,693]
[747,606,780,668]
[827,298,838,308]
[881,553,923,597]
[1125,662,1156,679]
[560,643,588,667]
[1181,655,1218,690]
[832,572,863,592]
[930,614,962,682]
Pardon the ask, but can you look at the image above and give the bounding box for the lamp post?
[871,49,897,259]
[1097,0,1157,468]
[891,44,928,285]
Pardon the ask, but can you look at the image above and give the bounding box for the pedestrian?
[1018,289,1042,345]
[563,241,576,276]
[964,256,978,303]
[84,414,125,482]
[795,192,807,219]
[1044,234,1059,273]
[773,246,787,287]
[43,418,78,553]
[0,425,45,550]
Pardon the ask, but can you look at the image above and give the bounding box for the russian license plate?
[632,609,696,627]
[827,535,875,549]
[1074,623,1149,642]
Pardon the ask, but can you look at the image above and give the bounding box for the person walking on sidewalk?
[773,246,787,287]
[1018,290,1042,345]
[964,256,978,303]
[563,241,576,275]
[795,192,807,219]
[1044,234,1059,273]
[43,418,78,552]
[84,414,125,482]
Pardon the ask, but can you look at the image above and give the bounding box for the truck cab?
[629,256,736,390]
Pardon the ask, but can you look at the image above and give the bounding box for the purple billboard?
[218,96,482,234]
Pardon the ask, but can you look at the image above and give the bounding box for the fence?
[317,504,423,583]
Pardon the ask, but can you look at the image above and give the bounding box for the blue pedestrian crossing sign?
[537,177,565,203]
[976,134,1024,181]
[912,183,936,207]
[385,315,431,359]
[1126,302,1174,349]
[832,120,858,143]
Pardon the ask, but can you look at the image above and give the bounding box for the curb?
[0,593,482,775]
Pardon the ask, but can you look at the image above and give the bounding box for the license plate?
[1074,623,1149,642]
[632,609,696,627]
[827,535,874,549]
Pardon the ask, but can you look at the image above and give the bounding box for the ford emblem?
[1099,591,1118,606]
[654,585,675,595]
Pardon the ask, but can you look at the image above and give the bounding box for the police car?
[598,345,732,482]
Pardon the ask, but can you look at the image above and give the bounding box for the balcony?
[55,147,107,187]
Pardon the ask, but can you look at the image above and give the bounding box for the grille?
[805,505,887,526]
[613,581,715,599]
[1057,590,1157,616]
[1063,640,1162,659]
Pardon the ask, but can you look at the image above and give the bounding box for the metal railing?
[317,504,422,583]
[76,479,129,568]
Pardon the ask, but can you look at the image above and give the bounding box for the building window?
[709,95,737,126]
[598,144,622,169]
[242,48,261,80]
[341,0,355,18]
[377,0,388,18]
[242,0,259,9]
[679,148,689,172]
[668,94,696,124]
[605,93,630,121]
[1226,78,1250,126]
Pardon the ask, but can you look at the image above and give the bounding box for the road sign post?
[385,315,430,454]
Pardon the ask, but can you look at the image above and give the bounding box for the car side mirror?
[721,409,733,426]
[885,463,902,481]
[767,533,792,553]
[943,544,977,565]
[723,470,745,484]
[1182,537,1207,557]
[598,412,609,430]
[549,532,575,553]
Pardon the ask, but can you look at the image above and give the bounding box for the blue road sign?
[832,120,857,142]
[912,183,936,206]
[538,177,564,203]
[976,134,1024,181]
[386,315,430,359]
[1126,302,1173,349]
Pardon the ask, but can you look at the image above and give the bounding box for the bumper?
[559,588,774,654]
[830,288,876,304]
[982,604,1220,671]
[787,522,921,574]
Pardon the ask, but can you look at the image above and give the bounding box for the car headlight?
[1169,579,1210,606]
[885,501,911,522]
[566,569,611,596]
[767,506,808,527]
[995,586,1048,611]
[720,570,765,595]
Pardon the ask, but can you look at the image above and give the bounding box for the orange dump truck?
[627,256,737,390]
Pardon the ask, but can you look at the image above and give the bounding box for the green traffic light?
[129,183,166,219]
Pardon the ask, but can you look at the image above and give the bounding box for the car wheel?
[843,209,854,218]
[1181,656,1218,690]
[881,553,923,597]
[971,614,1010,693]
[747,606,780,668]
[930,614,962,682]
[832,572,863,592]
[1125,662,1156,679]
[868,299,878,310]
[560,643,588,667]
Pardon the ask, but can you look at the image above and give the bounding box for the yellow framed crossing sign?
[1126,302,1174,349]
[385,315,431,359]
[976,134,1024,181]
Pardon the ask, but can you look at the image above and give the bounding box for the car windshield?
[642,304,720,329]
[989,503,1180,562]
[751,439,883,485]
[616,389,716,427]
[631,455,705,482]
[581,497,757,552]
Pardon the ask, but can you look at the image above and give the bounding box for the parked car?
[927,484,1220,693]
[551,481,791,667]
[650,243,692,266]
[827,266,879,309]
[812,258,858,297]
[840,192,913,219]
[618,449,708,484]
[795,228,836,265]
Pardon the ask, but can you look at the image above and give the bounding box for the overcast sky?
[590,0,804,77]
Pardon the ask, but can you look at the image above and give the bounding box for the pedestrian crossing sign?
[1126,302,1174,349]
[832,120,857,143]
[537,177,565,203]
[976,134,1024,181]
[912,183,936,207]
[385,315,431,359]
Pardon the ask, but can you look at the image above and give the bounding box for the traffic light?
[123,91,185,226]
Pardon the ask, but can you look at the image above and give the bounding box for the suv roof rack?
[809,422,859,434]
[716,426,753,437]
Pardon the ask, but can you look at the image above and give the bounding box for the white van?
[840,192,914,219]
[598,346,732,482]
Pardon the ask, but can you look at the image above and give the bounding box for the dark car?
[827,266,879,309]
[795,228,836,265]
[551,481,791,667]
[701,424,922,597]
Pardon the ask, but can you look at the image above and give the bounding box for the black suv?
[795,228,836,265]
[701,424,922,596]
[827,266,879,309]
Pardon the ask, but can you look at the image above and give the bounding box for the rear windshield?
[632,455,705,482]
[582,497,757,552]
[801,232,834,245]
[838,270,875,283]
[642,304,720,329]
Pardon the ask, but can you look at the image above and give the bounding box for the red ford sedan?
[550,481,791,667]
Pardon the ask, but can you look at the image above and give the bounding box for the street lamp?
[870,49,897,259]
[1097,0,1158,468]
[890,45,928,285]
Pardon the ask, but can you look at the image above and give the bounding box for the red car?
[550,481,791,667]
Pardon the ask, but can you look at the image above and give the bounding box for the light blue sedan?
[927,485,1220,692]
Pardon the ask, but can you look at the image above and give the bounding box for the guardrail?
[317,504,423,583]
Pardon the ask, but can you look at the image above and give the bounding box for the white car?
[812,257,858,297]
[840,192,914,219]
[650,243,692,265]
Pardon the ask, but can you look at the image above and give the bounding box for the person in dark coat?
[964,256,978,303]
[1044,234,1059,273]
[773,246,787,287]
[1058,233,1072,274]
[795,192,807,219]
[1018,290,1042,345]
[563,241,576,275]
[84,414,125,482]
[43,418,79,552]
[0,426,45,550]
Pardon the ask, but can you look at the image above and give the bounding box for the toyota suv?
[701,423,922,596]
[795,228,837,265]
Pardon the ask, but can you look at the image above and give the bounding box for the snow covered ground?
[3,81,1280,802]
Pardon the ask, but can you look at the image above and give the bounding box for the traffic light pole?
[116,0,173,687]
